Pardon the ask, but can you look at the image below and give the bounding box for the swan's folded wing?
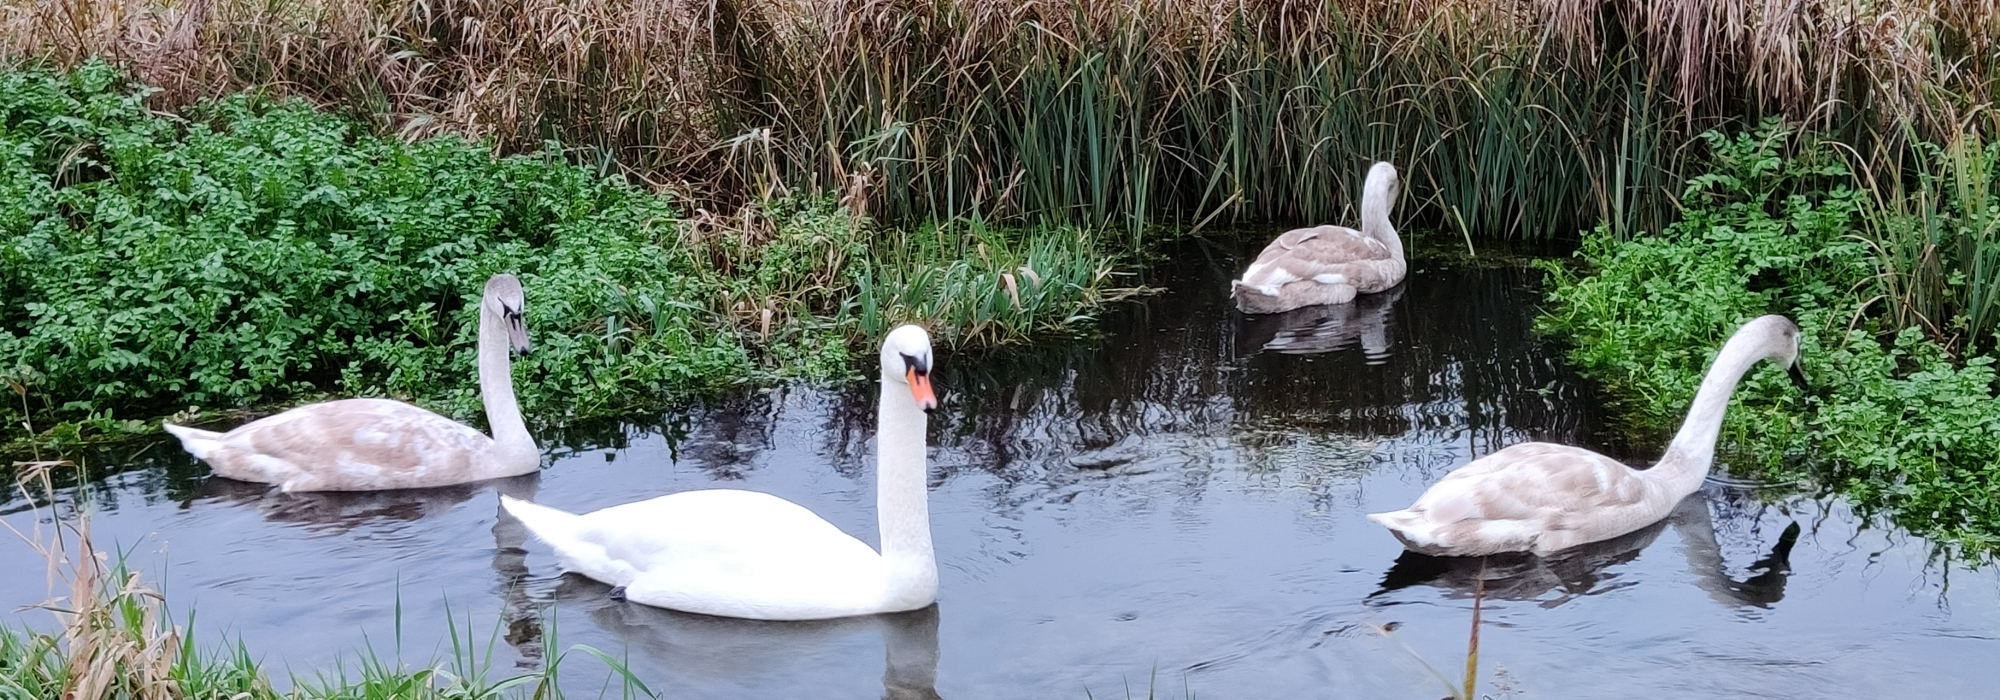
[211,399,489,489]
[1238,226,1394,290]
[575,490,883,584]
[1414,443,1649,527]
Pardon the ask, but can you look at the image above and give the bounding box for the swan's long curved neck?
[1652,332,1767,498]
[477,303,533,458]
[876,375,937,605]
[1360,171,1401,259]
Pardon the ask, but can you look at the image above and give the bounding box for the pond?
[5,238,1998,699]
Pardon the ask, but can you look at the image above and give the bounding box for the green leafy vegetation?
[5,0,1994,241]
[1540,119,2000,555]
[0,63,1135,450]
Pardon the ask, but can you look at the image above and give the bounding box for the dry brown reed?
[2,0,1994,239]
[4,462,192,700]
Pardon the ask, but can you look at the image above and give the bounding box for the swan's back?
[171,398,498,491]
[1237,226,1401,292]
[507,490,891,620]
[1369,443,1660,556]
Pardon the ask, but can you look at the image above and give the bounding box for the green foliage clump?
[857,220,1127,348]
[0,63,1132,447]
[1540,119,2000,555]
[0,61,743,433]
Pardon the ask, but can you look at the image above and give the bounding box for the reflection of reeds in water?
[938,254,1603,472]
[631,254,1608,508]
[596,254,1598,522]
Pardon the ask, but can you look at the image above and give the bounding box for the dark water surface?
[6,240,1998,698]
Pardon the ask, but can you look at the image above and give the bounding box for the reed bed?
[3,0,1993,242]
[1861,121,2000,351]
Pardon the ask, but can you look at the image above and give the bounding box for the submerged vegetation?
[1540,120,2000,556]
[0,63,1133,449]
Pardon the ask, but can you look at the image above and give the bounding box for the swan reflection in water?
[192,473,542,532]
[1237,284,1405,359]
[541,575,942,700]
[189,472,943,695]
[1371,488,1801,609]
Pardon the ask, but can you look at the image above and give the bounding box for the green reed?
[7,0,2000,367]
[1865,123,2000,352]
[7,0,1995,244]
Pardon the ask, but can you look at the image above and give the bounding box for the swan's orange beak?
[906,369,937,411]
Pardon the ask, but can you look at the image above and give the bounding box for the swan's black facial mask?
[503,302,531,355]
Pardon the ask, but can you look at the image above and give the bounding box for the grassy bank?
[1539,120,2000,556]
[0,63,1137,451]
[3,0,1994,240]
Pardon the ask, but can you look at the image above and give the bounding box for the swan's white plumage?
[503,490,893,619]
[1369,315,1808,557]
[504,325,940,621]
[1233,162,1404,314]
[164,274,538,491]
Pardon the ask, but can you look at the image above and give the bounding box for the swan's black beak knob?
[1787,363,1809,392]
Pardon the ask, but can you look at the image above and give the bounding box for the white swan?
[501,325,940,621]
[1232,161,1404,314]
[164,274,538,492]
[1368,315,1809,557]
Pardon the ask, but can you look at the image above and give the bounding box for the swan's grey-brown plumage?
[1232,162,1404,314]
[1368,315,1809,557]
[163,274,538,491]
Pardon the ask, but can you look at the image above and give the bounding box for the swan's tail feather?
[500,495,586,550]
[1367,509,1441,547]
[1229,279,1280,297]
[1232,281,1295,315]
[162,423,225,460]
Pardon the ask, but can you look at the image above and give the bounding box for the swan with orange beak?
[502,324,942,620]
[900,348,937,410]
